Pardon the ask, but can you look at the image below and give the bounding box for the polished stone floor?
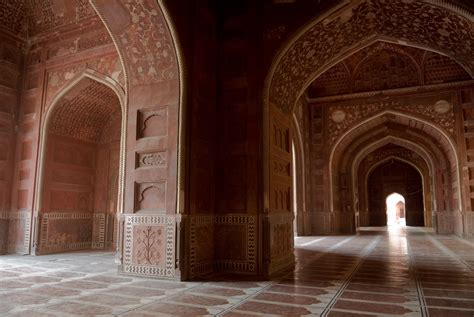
[1,227,474,316]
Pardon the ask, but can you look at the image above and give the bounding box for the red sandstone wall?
[94,116,121,250]
[39,135,96,254]
[183,1,218,278]
[0,31,24,254]
[457,87,474,236]
[7,14,122,254]
[38,123,120,254]
[213,1,261,275]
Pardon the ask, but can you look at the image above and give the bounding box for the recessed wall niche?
[134,182,166,213]
[136,107,168,139]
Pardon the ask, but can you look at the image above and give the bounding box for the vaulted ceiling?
[49,79,121,143]
[0,0,96,38]
[308,41,471,98]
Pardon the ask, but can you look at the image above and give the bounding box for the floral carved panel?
[132,225,166,266]
[123,215,175,277]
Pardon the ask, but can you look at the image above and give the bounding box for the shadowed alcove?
[37,77,122,254]
[367,160,424,227]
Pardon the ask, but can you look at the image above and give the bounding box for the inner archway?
[35,73,124,255]
[367,160,425,227]
[386,193,406,227]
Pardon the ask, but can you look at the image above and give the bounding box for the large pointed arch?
[32,70,126,254]
[262,0,473,274]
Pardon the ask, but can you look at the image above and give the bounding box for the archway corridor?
[0,227,473,315]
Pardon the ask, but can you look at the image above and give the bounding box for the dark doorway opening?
[368,160,424,227]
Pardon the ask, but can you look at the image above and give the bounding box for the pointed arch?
[329,109,461,212]
[32,70,126,253]
[263,1,473,226]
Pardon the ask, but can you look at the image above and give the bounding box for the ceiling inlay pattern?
[424,52,471,85]
[365,144,425,169]
[353,50,420,93]
[49,80,121,143]
[270,0,474,113]
[308,42,470,98]
[0,0,96,37]
[309,63,351,97]
[27,0,95,36]
[343,42,424,73]
[0,1,27,35]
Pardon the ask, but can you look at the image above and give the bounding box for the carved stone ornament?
[331,109,346,123]
[433,100,451,114]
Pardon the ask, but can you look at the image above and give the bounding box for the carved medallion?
[433,100,451,114]
[331,109,346,123]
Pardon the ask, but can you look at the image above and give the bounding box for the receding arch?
[263,1,472,230]
[361,155,431,228]
[352,139,434,219]
[366,160,425,227]
[329,110,461,214]
[351,136,436,213]
[366,156,426,191]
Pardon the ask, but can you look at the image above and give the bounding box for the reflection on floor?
[1,227,474,316]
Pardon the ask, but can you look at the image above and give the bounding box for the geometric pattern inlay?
[188,214,257,277]
[39,212,93,254]
[214,214,257,273]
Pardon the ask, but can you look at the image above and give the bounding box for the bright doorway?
[386,193,406,227]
